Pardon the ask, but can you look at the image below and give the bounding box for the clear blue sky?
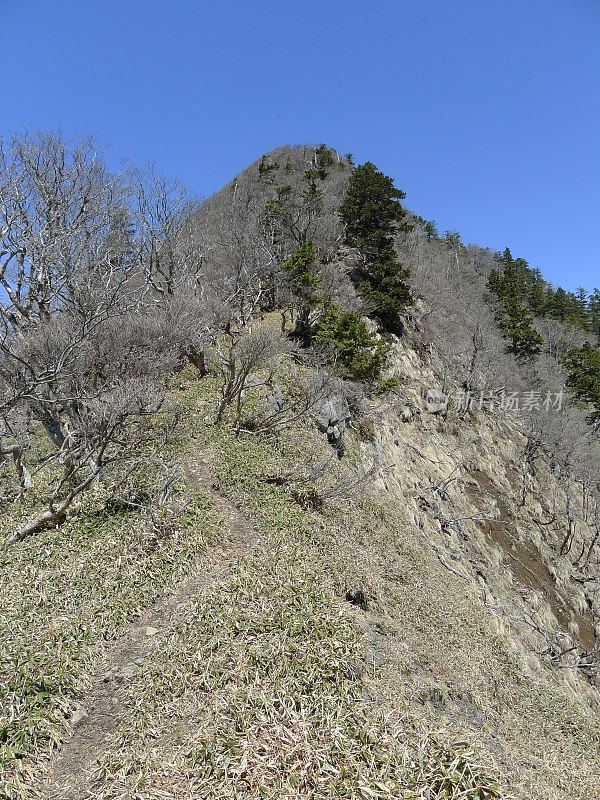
[1,0,598,291]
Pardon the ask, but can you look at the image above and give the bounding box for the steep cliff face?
[337,313,600,796]
[375,318,598,665]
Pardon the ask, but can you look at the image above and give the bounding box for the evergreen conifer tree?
[487,251,543,359]
[281,240,322,343]
[339,162,412,331]
[565,342,600,421]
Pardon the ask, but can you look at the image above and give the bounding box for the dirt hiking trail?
[41,455,260,800]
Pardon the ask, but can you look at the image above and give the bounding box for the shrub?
[315,306,389,383]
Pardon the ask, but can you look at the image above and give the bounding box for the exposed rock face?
[335,314,600,796]
[264,382,284,415]
[367,317,599,695]
[313,393,351,446]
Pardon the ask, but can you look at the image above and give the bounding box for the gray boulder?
[313,395,351,438]
[264,382,284,416]
[400,405,414,423]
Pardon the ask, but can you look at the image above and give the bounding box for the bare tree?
[0,131,126,329]
[212,325,291,426]
[1,301,183,542]
[130,164,209,297]
[0,133,194,544]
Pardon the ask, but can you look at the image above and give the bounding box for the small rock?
[70,704,88,726]
[145,626,159,636]
[327,424,342,440]
[117,661,142,679]
[472,710,486,728]
[400,406,414,423]
[264,383,284,415]
[313,394,351,441]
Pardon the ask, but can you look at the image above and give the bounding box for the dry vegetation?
[32,374,508,800]
[1,135,599,799]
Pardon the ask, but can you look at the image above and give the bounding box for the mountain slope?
[1,143,599,800]
[4,344,597,800]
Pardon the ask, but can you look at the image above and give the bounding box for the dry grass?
[62,377,505,800]
[0,395,222,798]
[2,368,599,799]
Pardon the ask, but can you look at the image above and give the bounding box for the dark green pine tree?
[575,287,590,328]
[355,253,412,331]
[423,220,438,241]
[339,161,412,332]
[258,155,279,182]
[527,267,547,315]
[576,286,588,307]
[564,342,600,421]
[547,287,569,320]
[340,162,408,257]
[497,295,544,358]
[487,251,543,359]
[281,240,322,343]
[312,144,337,179]
[496,250,547,317]
[546,287,588,327]
[315,305,389,383]
[588,288,600,341]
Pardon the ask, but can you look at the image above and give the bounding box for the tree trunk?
[33,407,66,449]
[13,447,32,492]
[6,508,67,545]
[6,462,102,546]
[0,443,33,494]
[187,346,207,377]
